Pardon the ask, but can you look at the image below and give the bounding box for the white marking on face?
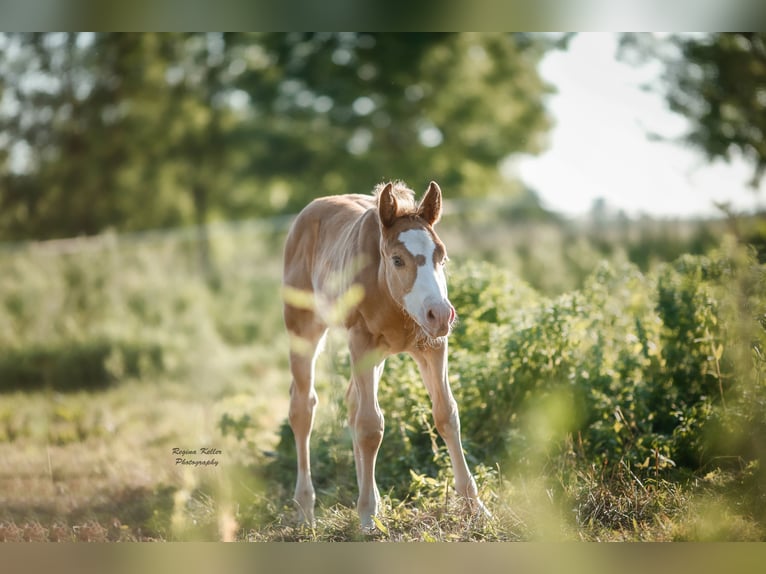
[398,229,448,320]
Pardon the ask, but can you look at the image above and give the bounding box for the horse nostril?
[427,310,436,322]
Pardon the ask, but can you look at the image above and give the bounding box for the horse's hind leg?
[286,307,327,525]
[345,376,362,493]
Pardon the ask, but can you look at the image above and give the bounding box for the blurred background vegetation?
[0,33,552,241]
[1,33,765,541]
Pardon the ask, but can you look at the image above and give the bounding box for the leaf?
[714,343,723,361]
[372,515,389,536]
[282,286,315,311]
[657,453,676,469]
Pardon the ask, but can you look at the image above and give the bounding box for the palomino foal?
[282,181,485,529]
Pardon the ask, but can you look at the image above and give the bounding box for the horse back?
[283,193,380,297]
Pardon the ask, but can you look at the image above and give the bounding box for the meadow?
[1,209,764,542]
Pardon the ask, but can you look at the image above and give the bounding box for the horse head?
[377,181,456,340]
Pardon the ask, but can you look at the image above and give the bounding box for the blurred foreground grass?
[1,212,764,541]
[0,220,291,540]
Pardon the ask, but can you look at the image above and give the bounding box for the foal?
[282,181,486,529]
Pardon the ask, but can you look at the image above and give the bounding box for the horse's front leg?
[412,340,489,517]
[347,325,386,530]
[286,321,328,526]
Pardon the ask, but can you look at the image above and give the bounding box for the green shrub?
[266,244,766,505]
[0,339,164,392]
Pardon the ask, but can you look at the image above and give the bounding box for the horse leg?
[345,376,362,493]
[348,326,385,530]
[286,312,327,525]
[412,340,489,516]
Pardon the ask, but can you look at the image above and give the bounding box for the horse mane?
[373,181,418,215]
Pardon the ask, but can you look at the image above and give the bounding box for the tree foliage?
[620,33,766,188]
[0,33,552,241]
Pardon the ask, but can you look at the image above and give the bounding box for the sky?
[516,33,766,219]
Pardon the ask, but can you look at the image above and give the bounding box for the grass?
[0,322,291,542]
[1,213,764,542]
[3,374,762,543]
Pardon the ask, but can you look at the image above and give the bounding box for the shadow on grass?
[0,485,176,541]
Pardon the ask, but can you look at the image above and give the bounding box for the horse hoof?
[477,501,493,519]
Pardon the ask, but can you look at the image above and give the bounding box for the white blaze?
[398,229,448,323]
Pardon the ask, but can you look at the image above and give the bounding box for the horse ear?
[378,183,398,228]
[418,181,442,226]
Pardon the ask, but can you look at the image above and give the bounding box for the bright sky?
[517,33,766,219]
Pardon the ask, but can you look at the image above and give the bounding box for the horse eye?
[392,255,404,268]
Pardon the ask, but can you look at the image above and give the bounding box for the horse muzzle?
[423,299,456,338]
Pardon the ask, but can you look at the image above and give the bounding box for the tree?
[0,33,554,242]
[0,34,191,240]
[620,33,766,188]
[240,33,553,212]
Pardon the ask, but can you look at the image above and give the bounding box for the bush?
[267,244,766,505]
[0,339,164,392]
